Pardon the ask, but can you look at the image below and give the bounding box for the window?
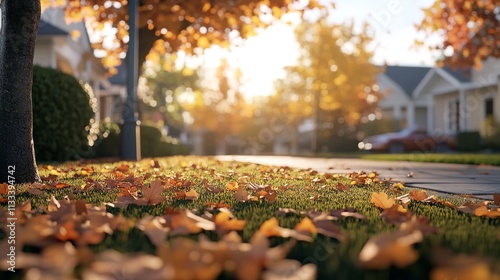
[485,98,494,117]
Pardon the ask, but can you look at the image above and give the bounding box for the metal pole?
[121,0,141,160]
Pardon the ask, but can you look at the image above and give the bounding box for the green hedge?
[90,123,190,158]
[32,66,96,162]
[455,131,482,151]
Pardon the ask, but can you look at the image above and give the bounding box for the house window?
[485,98,494,117]
[447,99,460,132]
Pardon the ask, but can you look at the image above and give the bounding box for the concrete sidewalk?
[216,155,500,199]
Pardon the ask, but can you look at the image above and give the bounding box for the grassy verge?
[1,156,499,279]
[361,153,500,166]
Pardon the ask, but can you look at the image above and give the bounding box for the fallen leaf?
[136,215,169,247]
[494,193,500,206]
[371,192,396,209]
[313,219,344,241]
[258,217,312,242]
[138,182,166,206]
[0,183,8,195]
[263,260,317,280]
[473,206,500,218]
[226,181,239,191]
[358,229,423,269]
[234,186,251,202]
[214,212,246,234]
[335,182,350,191]
[380,205,411,224]
[430,248,497,280]
[294,217,317,235]
[185,189,199,201]
[409,190,428,201]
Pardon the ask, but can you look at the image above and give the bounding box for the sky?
[201,0,440,99]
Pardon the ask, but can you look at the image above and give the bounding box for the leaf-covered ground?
[1,156,499,280]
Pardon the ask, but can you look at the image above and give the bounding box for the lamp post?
[121,0,141,160]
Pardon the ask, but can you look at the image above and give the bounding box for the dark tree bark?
[0,0,41,183]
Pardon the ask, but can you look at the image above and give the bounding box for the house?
[377,61,500,139]
[34,8,124,122]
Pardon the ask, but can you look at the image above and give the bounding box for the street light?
[121,0,141,160]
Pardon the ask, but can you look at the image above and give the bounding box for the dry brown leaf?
[335,182,350,191]
[358,229,423,269]
[137,182,166,205]
[136,215,169,247]
[493,193,500,206]
[294,217,317,235]
[258,217,312,242]
[313,219,344,241]
[380,205,411,224]
[234,186,251,202]
[185,189,199,201]
[409,190,429,201]
[371,192,396,209]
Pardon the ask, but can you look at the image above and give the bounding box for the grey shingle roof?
[384,65,432,96]
[37,20,68,36]
[441,66,471,82]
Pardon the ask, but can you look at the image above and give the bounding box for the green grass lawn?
[361,153,500,166]
[1,156,499,280]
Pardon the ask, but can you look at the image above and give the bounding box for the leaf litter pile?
[1,156,500,280]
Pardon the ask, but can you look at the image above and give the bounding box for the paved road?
[216,155,500,199]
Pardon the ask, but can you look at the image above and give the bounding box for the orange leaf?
[358,229,423,269]
[473,206,500,218]
[294,217,317,235]
[214,212,246,234]
[371,192,396,209]
[226,181,239,191]
[0,183,8,195]
[409,190,428,201]
[55,182,70,189]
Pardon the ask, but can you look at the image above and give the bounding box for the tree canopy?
[43,0,332,73]
[274,15,382,131]
[418,0,500,69]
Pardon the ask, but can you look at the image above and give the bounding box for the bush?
[455,131,482,151]
[90,123,190,158]
[481,116,500,150]
[32,66,96,162]
[91,122,121,158]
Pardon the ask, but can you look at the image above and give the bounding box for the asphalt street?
[215,155,500,199]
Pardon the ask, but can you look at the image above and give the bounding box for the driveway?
[215,155,500,199]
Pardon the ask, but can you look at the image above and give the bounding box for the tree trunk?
[0,0,41,183]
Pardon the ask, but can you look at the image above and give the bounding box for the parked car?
[358,127,455,153]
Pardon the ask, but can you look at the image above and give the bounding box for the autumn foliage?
[42,0,332,72]
[418,0,500,69]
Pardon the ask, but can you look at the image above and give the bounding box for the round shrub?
[32,65,96,162]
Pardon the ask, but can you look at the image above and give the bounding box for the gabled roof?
[383,65,432,96]
[441,66,471,82]
[37,20,68,36]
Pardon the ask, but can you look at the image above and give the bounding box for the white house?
[378,59,500,139]
[34,8,125,122]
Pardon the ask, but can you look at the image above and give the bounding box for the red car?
[358,127,455,153]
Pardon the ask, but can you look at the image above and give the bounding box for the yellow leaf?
[226,181,239,191]
[371,192,396,209]
[294,217,317,234]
